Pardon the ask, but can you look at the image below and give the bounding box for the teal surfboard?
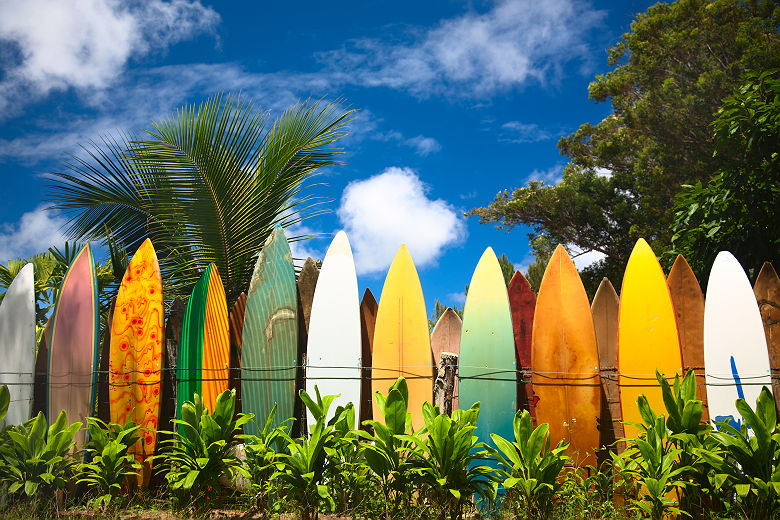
[458,247,516,453]
[241,227,298,435]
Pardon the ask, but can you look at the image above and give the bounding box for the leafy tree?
[47,94,354,303]
[497,253,515,287]
[670,69,780,282]
[469,0,780,292]
[524,234,556,294]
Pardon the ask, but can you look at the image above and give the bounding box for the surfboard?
[177,266,209,415]
[108,238,163,485]
[372,245,432,430]
[459,247,516,453]
[508,271,535,419]
[229,292,246,414]
[359,288,378,428]
[306,231,361,426]
[591,278,623,453]
[202,266,230,413]
[705,251,772,429]
[33,319,50,417]
[0,263,35,426]
[242,227,298,435]
[430,308,462,410]
[298,258,319,336]
[618,239,682,439]
[754,263,780,402]
[48,243,99,451]
[532,246,600,466]
[667,254,709,422]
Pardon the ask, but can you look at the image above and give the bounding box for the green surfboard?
[177,266,211,416]
[242,227,298,435]
[459,247,516,453]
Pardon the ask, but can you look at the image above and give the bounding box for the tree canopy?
[469,0,780,291]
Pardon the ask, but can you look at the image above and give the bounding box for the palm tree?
[46,94,354,303]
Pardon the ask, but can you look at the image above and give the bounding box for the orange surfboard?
[109,239,163,484]
[532,246,600,465]
[667,255,709,422]
[618,239,682,438]
[201,266,230,412]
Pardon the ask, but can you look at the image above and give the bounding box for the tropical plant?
[0,411,81,499]
[702,386,780,520]
[273,387,343,520]
[47,95,354,302]
[403,401,496,520]
[323,402,373,515]
[241,404,290,515]
[78,417,143,509]
[488,409,569,520]
[617,393,694,520]
[157,389,252,505]
[359,377,419,520]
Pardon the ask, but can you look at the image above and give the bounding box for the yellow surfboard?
[109,238,163,485]
[532,245,600,466]
[618,239,682,438]
[372,245,432,430]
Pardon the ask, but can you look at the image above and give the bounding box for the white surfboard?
[704,251,772,430]
[305,231,361,427]
[0,263,36,426]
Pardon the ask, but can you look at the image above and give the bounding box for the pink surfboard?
[48,244,99,450]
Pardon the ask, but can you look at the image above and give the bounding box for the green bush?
[488,409,569,520]
[156,389,252,506]
[0,411,81,499]
[77,417,143,510]
[241,403,289,515]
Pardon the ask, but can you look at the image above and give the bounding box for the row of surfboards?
[0,230,777,480]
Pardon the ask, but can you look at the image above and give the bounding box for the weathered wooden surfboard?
[430,308,462,410]
[228,292,247,414]
[667,254,709,422]
[459,247,516,453]
[359,288,378,428]
[754,262,780,404]
[508,271,535,419]
[532,246,600,466]
[705,251,772,429]
[0,263,35,426]
[372,245,432,430]
[591,278,623,453]
[32,319,51,418]
[108,239,163,485]
[618,239,682,439]
[242,227,298,434]
[48,244,99,451]
[298,258,319,336]
[306,231,361,426]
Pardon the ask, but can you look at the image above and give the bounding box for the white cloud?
[337,167,466,275]
[0,206,67,263]
[526,165,564,184]
[595,167,612,178]
[317,0,605,98]
[0,0,219,115]
[501,121,554,143]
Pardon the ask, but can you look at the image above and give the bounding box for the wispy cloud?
[316,0,605,98]
[0,206,67,263]
[337,167,466,275]
[500,121,554,143]
[0,0,219,117]
[526,164,564,184]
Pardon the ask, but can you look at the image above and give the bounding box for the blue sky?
[0,0,656,312]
